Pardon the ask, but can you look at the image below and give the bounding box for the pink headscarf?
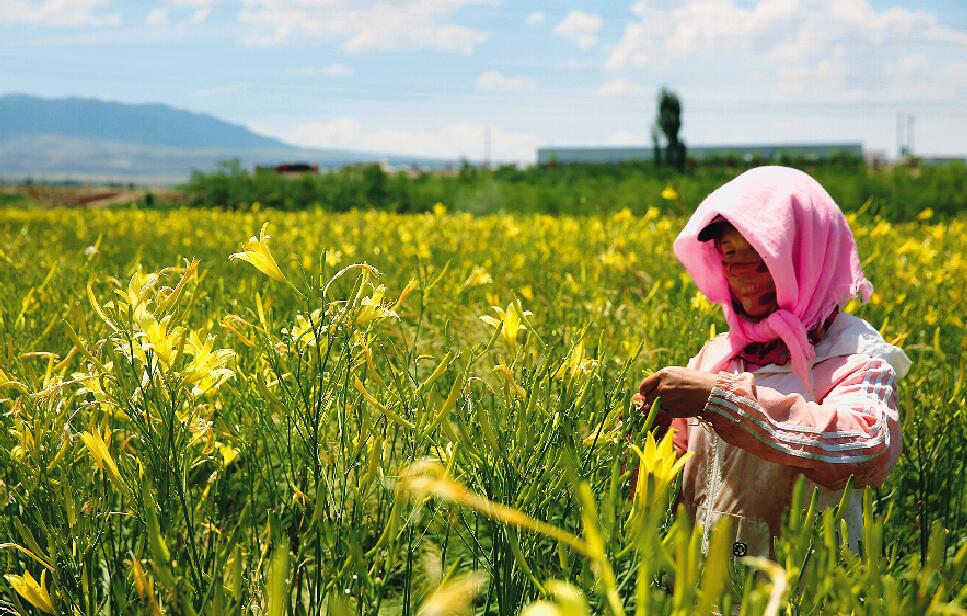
[673,166,873,389]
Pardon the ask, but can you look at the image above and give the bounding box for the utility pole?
[484,125,491,170]
[483,124,493,211]
[907,114,915,158]
[896,113,902,159]
[896,112,915,159]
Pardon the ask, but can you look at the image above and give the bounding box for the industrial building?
[536,143,864,166]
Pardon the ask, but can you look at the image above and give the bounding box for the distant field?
[0,184,184,208]
[178,159,967,221]
[4,159,965,223]
[0,206,963,614]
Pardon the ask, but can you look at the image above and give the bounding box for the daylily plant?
[480,301,533,351]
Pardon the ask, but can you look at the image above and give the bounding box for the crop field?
[0,205,964,614]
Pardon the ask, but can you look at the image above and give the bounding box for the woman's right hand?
[638,366,718,418]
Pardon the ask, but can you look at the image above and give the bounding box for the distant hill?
[0,93,289,149]
[0,94,445,184]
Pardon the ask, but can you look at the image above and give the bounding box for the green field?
[0,205,963,614]
[180,159,967,220]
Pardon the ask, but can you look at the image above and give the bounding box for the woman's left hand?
[638,366,719,418]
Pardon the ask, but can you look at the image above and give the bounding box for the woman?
[636,166,910,559]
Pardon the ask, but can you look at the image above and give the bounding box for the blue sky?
[2,0,966,161]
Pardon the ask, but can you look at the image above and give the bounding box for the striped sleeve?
[698,356,902,489]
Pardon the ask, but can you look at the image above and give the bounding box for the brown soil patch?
[2,184,186,207]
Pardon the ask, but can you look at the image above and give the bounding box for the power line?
[1,60,965,119]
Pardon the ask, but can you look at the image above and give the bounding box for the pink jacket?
[658,313,910,558]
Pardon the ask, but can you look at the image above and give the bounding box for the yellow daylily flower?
[72,362,130,421]
[218,441,240,466]
[353,284,399,326]
[282,309,325,348]
[5,570,55,613]
[115,266,160,311]
[460,267,492,292]
[430,441,454,465]
[135,308,185,368]
[480,301,533,350]
[390,279,419,312]
[661,185,680,201]
[184,330,236,396]
[611,207,633,223]
[229,222,288,284]
[689,292,713,312]
[418,571,487,616]
[0,367,28,393]
[520,580,588,616]
[80,427,124,488]
[554,338,597,379]
[630,429,692,511]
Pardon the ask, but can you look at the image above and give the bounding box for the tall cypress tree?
[655,87,687,171]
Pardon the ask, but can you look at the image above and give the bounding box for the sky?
[2,0,966,162]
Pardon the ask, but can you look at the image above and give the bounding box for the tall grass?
[0,206,963,614]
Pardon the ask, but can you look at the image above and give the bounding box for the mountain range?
[0,94,443,184]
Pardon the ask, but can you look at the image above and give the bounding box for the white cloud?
[0,0,121,27]
[774,44,857,96]
[553,10,602,50]
[605,0,967,103]
[167,0,218,6]
[146,8,168,25]
[145,0,218,26]
[321,62,352,77]
[476,70,534,92]
[607,0,778,69]
[188,8,212,24]
[525,11,544,27]
[290,118,361,146]
[286,118,543,162]
[238,0,494,53]
[597,78,643,97]
[287,63,354,78]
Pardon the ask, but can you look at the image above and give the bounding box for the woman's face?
[713,224,779,320]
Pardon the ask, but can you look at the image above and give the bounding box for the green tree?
[655,87,687,171]
[651,125,663,167]
[362,163,389,208]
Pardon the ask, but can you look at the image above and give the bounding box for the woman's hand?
[638,367,719,418]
